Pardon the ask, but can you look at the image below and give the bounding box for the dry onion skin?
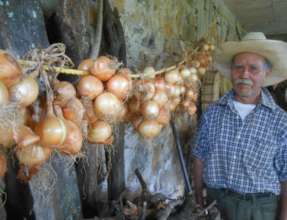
[88,120,112,144]
[106,74,132,100]
[14,125,40,148]
[54,81,76,104]
[93,92,124,122]
[61,120,83,155]
[157,106,171,126]
[164,69,182,84]
[141,100,160,120]
[90,56,120,81]
[9,76,39,107]
[77,75,104,99]
[0,50,22,86]
[138,119,162,139]
[35,114,67,149]
[78,58,94,72]
[16,144,52,168]
[62,97,85,127]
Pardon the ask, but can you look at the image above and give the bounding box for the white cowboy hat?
[214,32,287,86]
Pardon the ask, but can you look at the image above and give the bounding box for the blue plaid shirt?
[193,88,287,195]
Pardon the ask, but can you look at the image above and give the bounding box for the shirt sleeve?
[274,130,287,182]
[192,113,209,161]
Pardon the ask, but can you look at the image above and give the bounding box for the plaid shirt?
[193,88,287,195]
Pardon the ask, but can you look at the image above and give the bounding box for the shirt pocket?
[242,136,277,175]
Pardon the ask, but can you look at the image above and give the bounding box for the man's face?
[231,52,271,101]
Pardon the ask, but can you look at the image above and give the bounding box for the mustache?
[234,79,253,86]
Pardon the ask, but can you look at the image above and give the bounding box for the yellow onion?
[62,97,85,127]
[0,80,9,105]
[35,113,67,148]
[137,80,155,100]
[14,125,40,148]
[143,66,156,79]
[9,76,39,107]
[198,67,206,75]
[192,60,201,68]
[88,120,112,144]
[61,120,83,155]
[164,69,182,84]
[138,120,162,138]
[90,56,119,81]
[78,58,94,72]
[187,102,197,115]
[0,51,22,82]
[54,81,76,104]
[142,100,160,120]
[16,144,52,168]
[77,75,104,99]
[152,90,168,107]
[186,89,198,101]
[180,67,191,78]
[0,154,7,178]
[166,84,182,98]
[169,98,181,111]
[93,92,124,122]
[107,74,132,100]
[157,106,170,126]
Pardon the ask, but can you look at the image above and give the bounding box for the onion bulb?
[138,120,162,138]
[137,80,155,100]
[187,102,197,115]
[107,74,132,100]
[186,89,198,101]
[35,114,67,148]
[16,144,52,168]
[143,66,156,79]
[164,69,182,84]
[198,67,206,75]
[78,58,94,72]
[169,98,181,111]
[93,92,124,122]
[153,90,168,107]
[0,80,9,105]
[0,154,7,178]
[14,125,40,148]
[166,84,182,98]
[88,120,112,144]
[90,56,119,81]
[10,76,39,107]
[54,81,76,104]
[77,75,104,99]
[62,97,85,127]
[142,100,160,120]
[0,51,22,81]
[61,120,83,155]
[180,68,191,78]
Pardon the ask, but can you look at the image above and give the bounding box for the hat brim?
[214,39,287,86]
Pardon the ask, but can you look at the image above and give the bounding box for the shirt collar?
[217,88,277,111]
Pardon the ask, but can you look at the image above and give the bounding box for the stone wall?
[112,0,243,69]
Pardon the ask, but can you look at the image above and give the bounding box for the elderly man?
[192,32,287,220]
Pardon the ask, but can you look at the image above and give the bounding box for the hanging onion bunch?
[77,57,132,144]
[185,39,215,78]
